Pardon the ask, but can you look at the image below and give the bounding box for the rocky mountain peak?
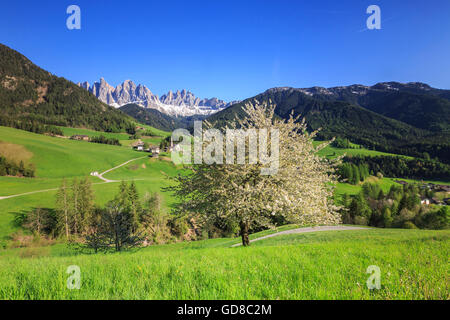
[78,78,237,117]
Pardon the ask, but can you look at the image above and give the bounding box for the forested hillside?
[0,43,134,133]
[120,103,206,131]
[208,88,450,163]
[119,103,185,131]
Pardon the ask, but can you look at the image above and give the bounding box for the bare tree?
[99,201,143,252]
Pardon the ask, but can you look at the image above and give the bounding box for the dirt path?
[231,225,367,247]
[0,156,147,200]
[0,181,113,200]
[92,156,147,182]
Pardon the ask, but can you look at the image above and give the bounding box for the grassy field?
[313,141,406,159]
[58,127,131,141]
[59,126,168,147]
[0,126,175,241]
[0,127,449,300]
[0,228,447,299]
[1,126,448,241]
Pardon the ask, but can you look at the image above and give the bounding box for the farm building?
[150,147,160,157]
[131,140,145,151]
[70,135,90,141]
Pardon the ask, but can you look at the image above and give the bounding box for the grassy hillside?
[313,141,405,158]
[58,127,131,141]
[0,228,447,299]
[0,126,138,179]
[0,126,176,241]
[58,126,169,147]
[1,125,448,241]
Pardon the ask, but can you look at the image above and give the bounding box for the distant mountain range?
[78,78,238,117]
[208,82,450,162]
[268,82,450,132]
[1,42,449,163]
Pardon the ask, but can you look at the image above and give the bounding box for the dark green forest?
[0,157,35,177]
[0,44,135,134]
[208,88,450,163]
[343,155,450,181]
[341,182,449,230]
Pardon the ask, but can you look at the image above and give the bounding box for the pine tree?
[351,165,360,185]
[70,178,81,234]
[55,178,70,239]
[382,207,393,227]
[127,181,141,231]
[78,176,95,233]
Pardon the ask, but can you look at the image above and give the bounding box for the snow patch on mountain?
[77,78,238,117]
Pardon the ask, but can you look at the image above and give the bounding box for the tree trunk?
[65,211,69,239]
[64,192,69,239]
[240,221,250,246]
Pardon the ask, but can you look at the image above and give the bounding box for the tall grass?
[0,229,448,300]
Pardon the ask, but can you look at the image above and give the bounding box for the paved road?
[0,156,147,200]
[231,225,367,247]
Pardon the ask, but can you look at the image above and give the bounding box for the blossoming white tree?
[168,101,342,246]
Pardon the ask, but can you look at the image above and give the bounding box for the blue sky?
[1,0,449,101]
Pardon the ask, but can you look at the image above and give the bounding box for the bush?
[403,221,418,229]
[418,207,449,230]
[354,216,368,226]
[0,156,35,177]
[90,135,121,146]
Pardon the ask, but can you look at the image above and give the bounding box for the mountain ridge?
[207,83,450,162]
[78,78,238,117]
[0,43,134,133]
[261,82,450,132]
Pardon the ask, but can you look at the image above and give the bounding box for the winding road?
[0,156,147,200]
[231,225,367,247]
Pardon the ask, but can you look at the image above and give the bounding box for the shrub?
[403,221,418,229]
[354,216,368,226]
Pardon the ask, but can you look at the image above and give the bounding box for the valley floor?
[0,228,448,300]
[0,126,448,300]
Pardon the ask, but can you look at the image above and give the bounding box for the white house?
[132,140,145,151]
[150,146,160,157]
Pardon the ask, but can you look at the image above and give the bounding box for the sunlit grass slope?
[0,126,175,240]
[0,228,447,299]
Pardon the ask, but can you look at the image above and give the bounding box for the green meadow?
[313,141,405,159]
[1,126,448,242]
[59,126,169,147]
[0,228,447,299]
[0,126,176,242]
[0,126,449,300]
